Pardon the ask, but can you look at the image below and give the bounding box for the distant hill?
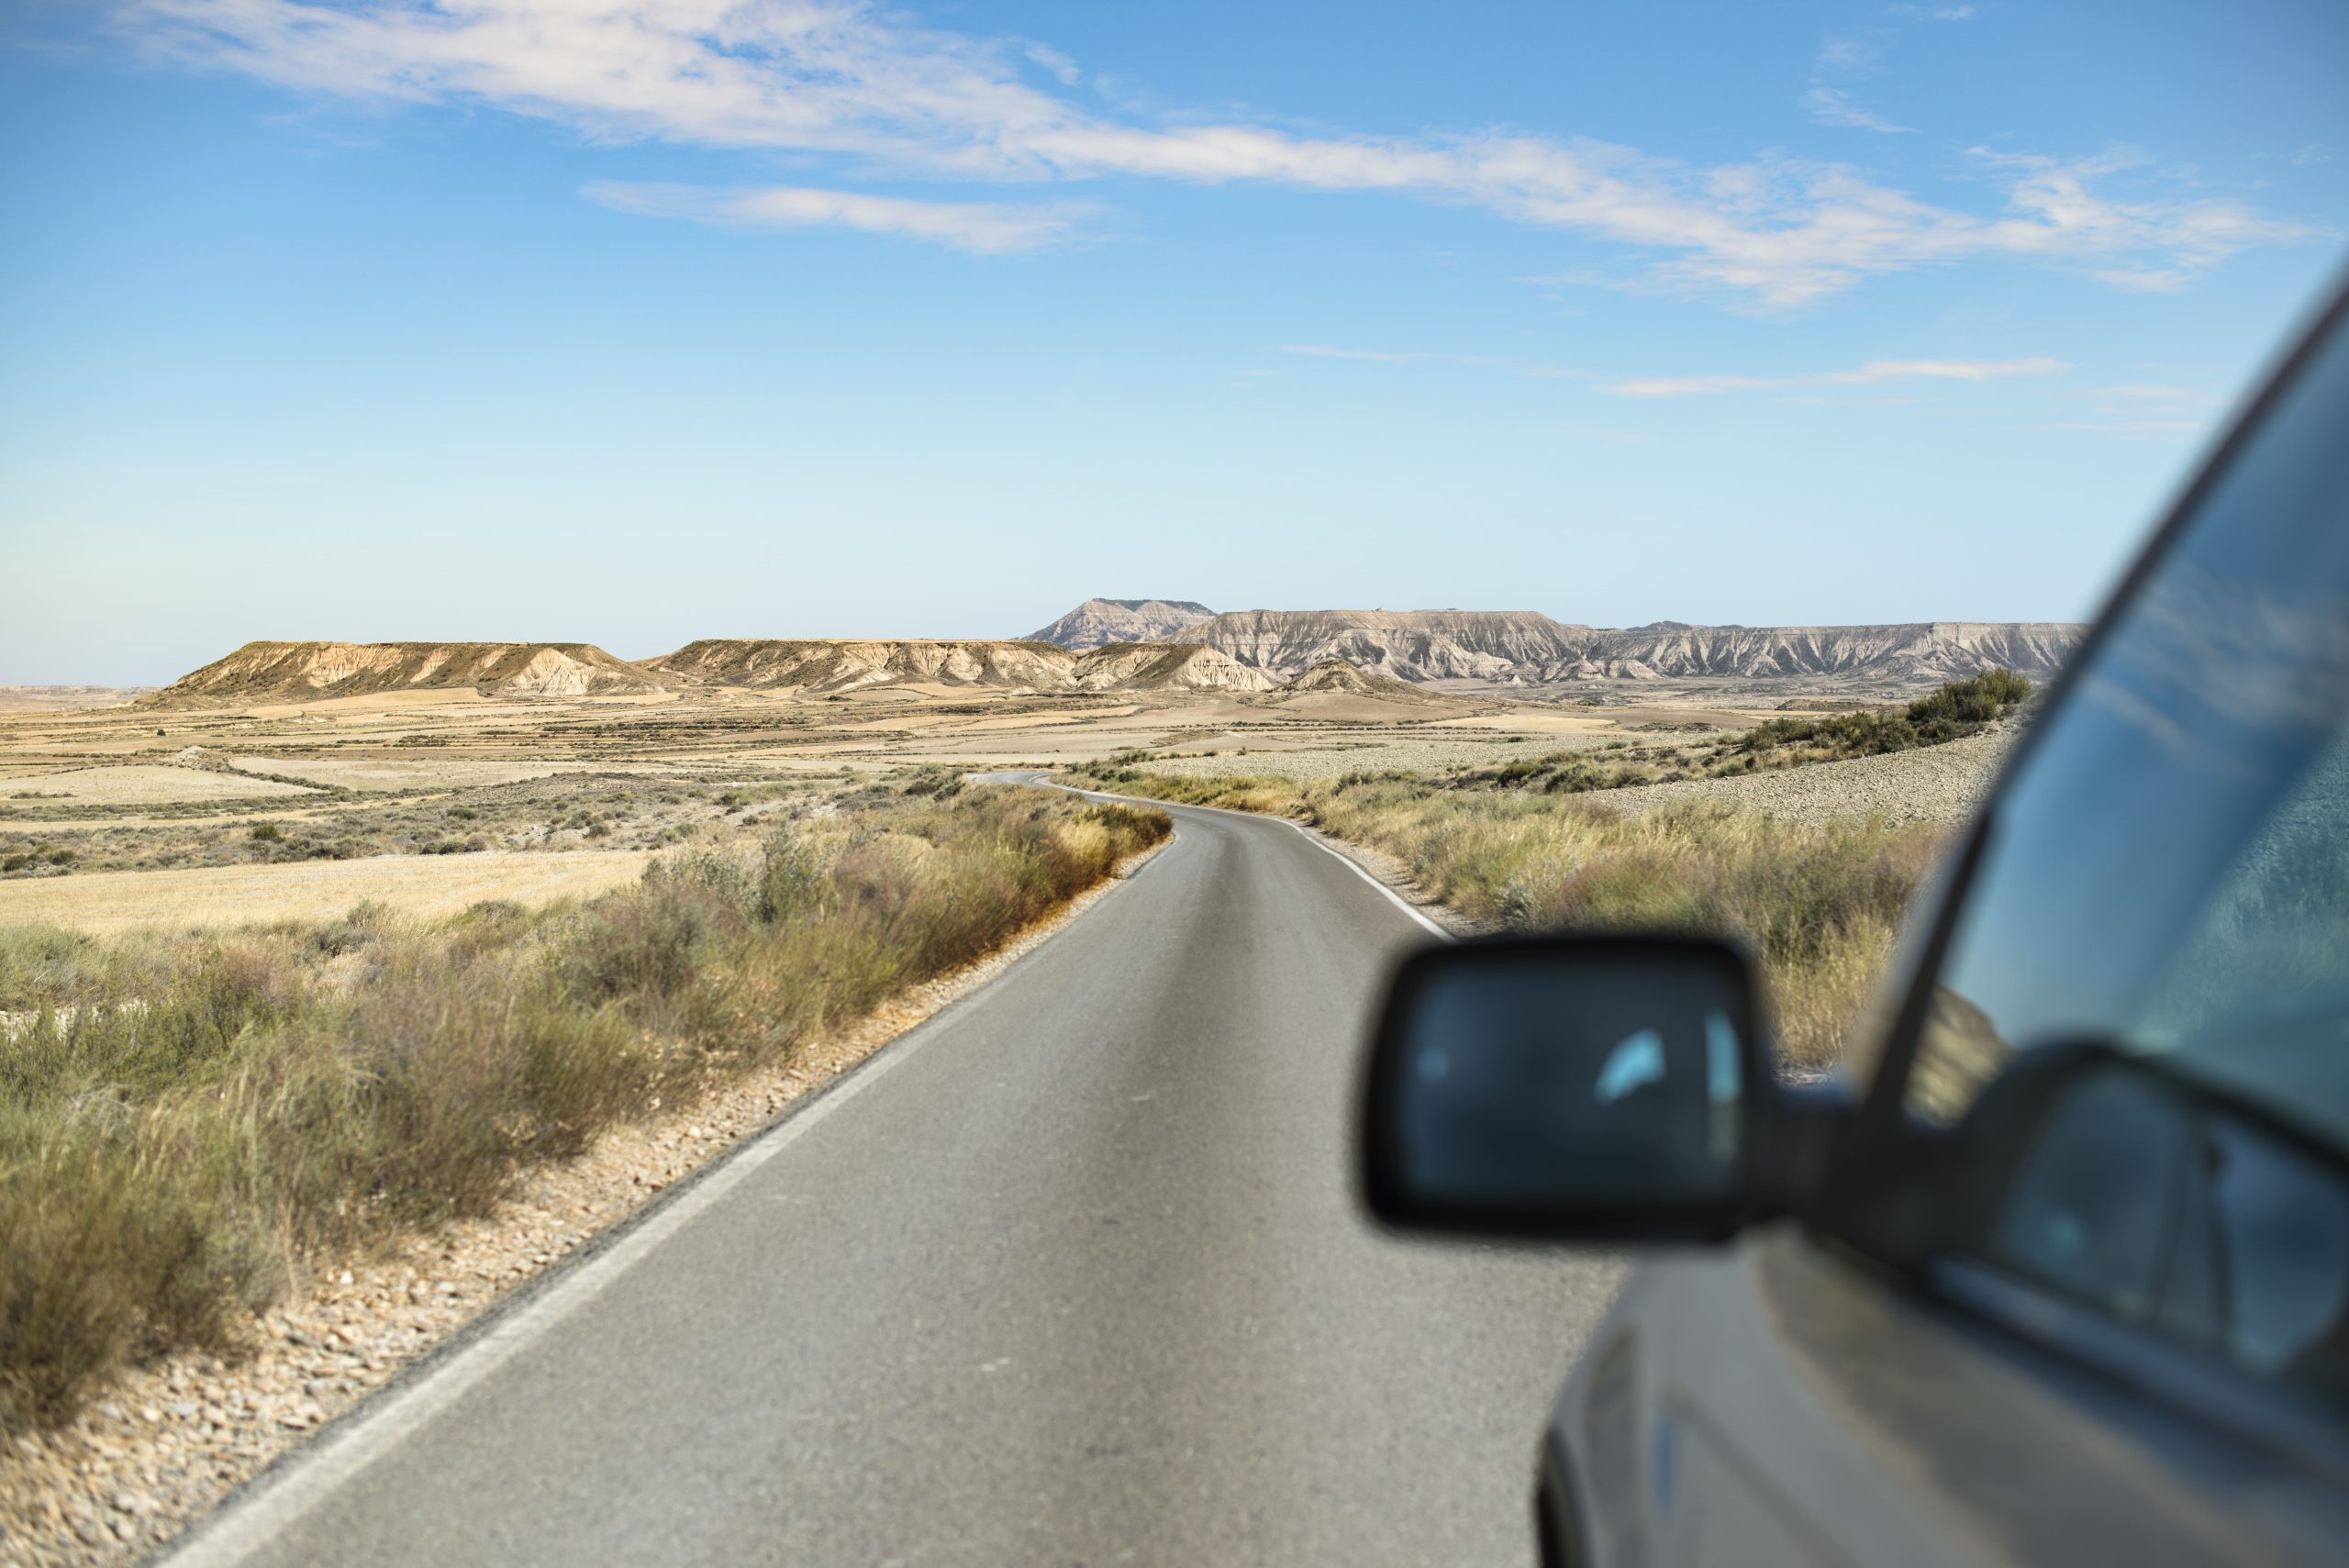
[1202,609,1592,683]
[644,639,1274,695]
[1024,598,1216,651]
[1177,609,2080,686]
[0,685,157,712]
[151,642,664,704]
[1566,623,2080,683]
[1274,658,1442,703]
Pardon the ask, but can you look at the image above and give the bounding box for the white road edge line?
[158,835,1159,1567]
[1276,818,1452,940]
[1012,773,1453,942]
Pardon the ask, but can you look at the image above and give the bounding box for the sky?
[3,0,2346,684]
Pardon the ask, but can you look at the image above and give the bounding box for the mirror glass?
[1365,939,1760,1236]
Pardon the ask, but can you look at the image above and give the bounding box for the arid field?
[0,641,2035,1564]
[0,681,1687,916]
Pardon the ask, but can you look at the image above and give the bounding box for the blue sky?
[3,0,2345,684]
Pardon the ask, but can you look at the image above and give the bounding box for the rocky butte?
[1020,598,1217,651]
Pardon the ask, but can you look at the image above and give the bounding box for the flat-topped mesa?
[150,641,665,704]
[642,639,1274,695]
[1024,598,1217,651]
[1197,610,1597,682]
[643,639,1074,693]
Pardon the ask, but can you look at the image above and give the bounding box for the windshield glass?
[1905,305,2349,1145]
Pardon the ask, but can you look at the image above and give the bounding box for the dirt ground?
[0,851,660,933]
[0,677,1802,930]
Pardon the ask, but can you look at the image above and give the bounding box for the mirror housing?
[1360,935,1774,1243]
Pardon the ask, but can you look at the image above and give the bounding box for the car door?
[1555,277,2349,1568]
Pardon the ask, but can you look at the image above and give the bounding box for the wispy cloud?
[1816,36,1883,72]
[1280,344,1580,378]
[1023,42,1081,87]
[128,0,2309,303]
[1597,356,2068,397]
[583,181,1081,252]
[1280,344,1495,364]
[1804,32,1909,132]
[2033,381,2221,435]
[1802,87,1910,134]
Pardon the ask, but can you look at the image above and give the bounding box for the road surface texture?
[167,784,1623,1568]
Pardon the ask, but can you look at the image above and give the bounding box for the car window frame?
[1808,268,2349,1475]
[1846,267,2349,1153]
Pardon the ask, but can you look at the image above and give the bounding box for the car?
[1359,269,2349,1568]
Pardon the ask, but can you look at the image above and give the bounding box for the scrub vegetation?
[0,784,1168,1434]
[1063,768,1944,1072]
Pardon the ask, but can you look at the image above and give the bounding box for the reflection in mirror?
[1364,937,1765,1240]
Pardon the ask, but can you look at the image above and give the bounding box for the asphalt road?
[170,785,1623,1567]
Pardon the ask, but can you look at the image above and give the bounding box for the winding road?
[167,784,1623,1567]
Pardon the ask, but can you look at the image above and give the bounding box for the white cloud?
[1806,31,1908,132]
[583,181,1081,252]
[127,0,2309,303]
[1024,42,1081,87]
[1803,87,1910,134]
[1816,36,1882,73]
[1597,356,2068,397]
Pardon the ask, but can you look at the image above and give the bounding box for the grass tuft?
[0,786,1168,1435]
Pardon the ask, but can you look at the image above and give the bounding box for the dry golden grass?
[0,851,659,933]
[1067,764,1941,1068]
[0,786,1172,1433]
[0,765,314,806]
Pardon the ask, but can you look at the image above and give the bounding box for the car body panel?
[1550,1225,2349,1567]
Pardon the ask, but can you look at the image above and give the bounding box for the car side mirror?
[1360,936,1772,1243]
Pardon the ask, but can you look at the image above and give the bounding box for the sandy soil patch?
[221,757,633,792]
[0,766,317,806]
[0,851,656,933]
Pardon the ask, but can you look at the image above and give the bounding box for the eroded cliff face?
[1067,643,1275,692]
[1198,610,1593,682]
[1186,610,2078,684]
[1024,599,1217,651]
[151,642,664,704]
[1566,622,2080,681]
[641,639,1274,694]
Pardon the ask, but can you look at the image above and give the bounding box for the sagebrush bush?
[0,785,1169,1434]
